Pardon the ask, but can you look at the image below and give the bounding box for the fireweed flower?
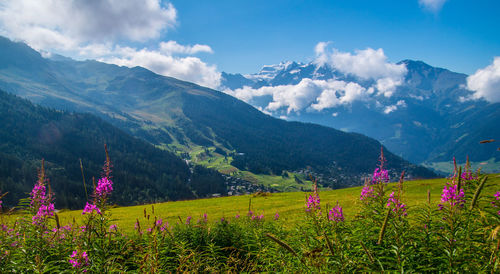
[274,212,280,220]
[438,185,465,210]
[95,177,113,199]
[306,193,320,212]
[29,169,55,226]
[82,202,102,215]
[156,218,163,227]
[32,203,55,225]
[461,170,476,181]
[109,224,118,232]
[386,192,407,216]
[186,216,192,225]
[492,191,500,215]
[372,168,389,184]
[69,250,89,270]
[360,186,375,201]
[328,203,345,222]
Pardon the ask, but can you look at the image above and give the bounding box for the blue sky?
[165,0,500,75]
[0,0,498,91]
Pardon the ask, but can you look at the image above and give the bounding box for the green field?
[172,145,317,192]
[52,174,500,233]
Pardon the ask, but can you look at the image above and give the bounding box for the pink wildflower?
[82,202,102,215]
[69,250,89,270]
[438,185,465,210]
[274,212,279,220]
[95,177,113,199]
[372,168,389,184]
[386,192,407,216]
[328,203,345,222]
[306,193,320,212]
[360,185,375,200]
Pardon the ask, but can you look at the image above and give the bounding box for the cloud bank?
[0,0,221,88]
[224,43,407,115]
[466,57,500,103]
[225,79,370,114]
[315,44,407,97]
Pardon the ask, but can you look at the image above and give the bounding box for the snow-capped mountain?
[221,60,500,172]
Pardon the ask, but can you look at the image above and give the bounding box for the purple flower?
[186,216,192,225]
[82,202,102,215]
[29,170,55,227]
[247,210,253,217]
[235,213,240,219]
[95,177,113,199]
[69,250,89,270]
[109,224,118,232]
[372,168,389,184]
[328,203,345,222]
[203,213,208,223]
[306,193,320,212]
[30,181,47,207]
[386,192,407,216]
[360,185,375,201]
[156,218,163,226]
[438,185,465,210]
[461,170,476,181]
[32,202,55,225]
[274,212,280,220]
[495,191,500,201]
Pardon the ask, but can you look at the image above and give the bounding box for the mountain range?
[221,60,500,172]
[0,36,434,198]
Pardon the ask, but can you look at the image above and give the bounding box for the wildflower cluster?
[69,250,89,271]
[386,191,407,216]
[372,168,389,184]
[360,185,374,200]
[306,193,321,212]
[492,191,500,215]
[438,184,465,210]
[328,203,344,222]
[82,202,102,215]
[30,161,55,227]
[95,177,113,199]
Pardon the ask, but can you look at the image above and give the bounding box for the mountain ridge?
[220,58,499,170]
[0,36,436,187]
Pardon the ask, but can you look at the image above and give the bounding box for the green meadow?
[54,174,500,233]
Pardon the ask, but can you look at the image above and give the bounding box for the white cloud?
[224,79,369,114]
[0,0,177,49]
[103,46,221,89]
[314,41,330,67]
[314,43,407,96]
[419,0,447,12]
[160,41,213,55]
[466,57,500,103]
[384,105,398,114]
[383,100,407,114]
[0,0,222,89]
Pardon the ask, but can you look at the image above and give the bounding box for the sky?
[0,0,498,102]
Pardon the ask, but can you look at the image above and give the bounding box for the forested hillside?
[0,90,225,208]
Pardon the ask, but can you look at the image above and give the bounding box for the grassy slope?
[175,145,317,192]
[55,174,500,233]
